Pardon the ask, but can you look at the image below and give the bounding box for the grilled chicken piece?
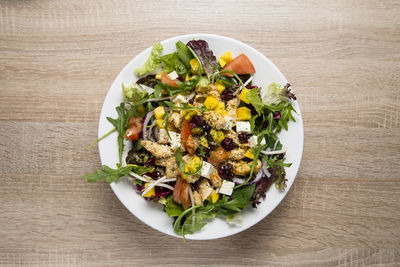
[198,179,213,201]
[209,169,222,188]
[168,112,181,129]
[193,191,204,206]
[156,157,180,178]
[230,159,262,176]
[141,140,173,158]
[203,111,227,130]
[226,98,238,125]
[227,147,247,160]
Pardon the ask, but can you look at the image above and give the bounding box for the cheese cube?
[200,161,214,179]
[248,135,266,146]
[219,180,235,196]
[168,131,181,151]
[168,71,179,80]
[236,121,251,134]
[171,94,186,104]
[222,116,233,130]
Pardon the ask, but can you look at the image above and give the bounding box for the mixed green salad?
[84,39,297,238]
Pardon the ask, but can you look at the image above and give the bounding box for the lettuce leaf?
[260,82,290,106]
[164,196,184,217]
[134,42,163,76]
[186,40,218,79]
[160,52,187,75]
[246,88,264,115]
[122,82,148,103]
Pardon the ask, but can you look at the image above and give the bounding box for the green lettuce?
[134,42,163,76]
[245,88,264,115]
[260,82,288,106]
[160,52,188,76]
[122,82,148,102]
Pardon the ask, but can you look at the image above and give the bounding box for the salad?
[84,39,297,238]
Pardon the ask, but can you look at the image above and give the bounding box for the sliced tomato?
[125,116,143,140]
[180,181,191,210]
[181,119,191,149]
[173,178,191,210]
[221,54,256,76]
[207,146,228,167]
[125,128,140,140]
[173,178,183,204]
[161,72,179,87]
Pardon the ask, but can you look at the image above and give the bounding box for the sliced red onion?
[153,126,159,141]
[252,169,263,184]
[262,161,272,178]
[232,177,246,185]
[142,110,154,141]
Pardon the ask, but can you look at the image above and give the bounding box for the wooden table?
[1,0,399,266]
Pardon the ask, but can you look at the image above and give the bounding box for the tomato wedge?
[181,119,191,150]
[161,72,179,87]
[173,178,191,210]
[173,178,183,204]
[221,54,255,76]
[125,116,143,140]
[180,182,191,210]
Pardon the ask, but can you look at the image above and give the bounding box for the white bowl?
[98,34,304,240]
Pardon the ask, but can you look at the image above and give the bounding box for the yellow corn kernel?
[155,74,162,80]
[200,136,208,148]
[220,51,232,63]
[214,102,225,116]
[136,104,145,113]
[185,74,191,81]
[210,129,225,143]
[215,80,226,94]
[154,106,165,119]
[209,190,219,203]
[245,149,254,159]
[190,58,199,73]
[218,57,227,68]
[155,119,165,129]
[237,107,252,121]
[238,88,250,104]
[182,104,195,120]
[204,96,219,110]
[143,183,155,197]
[187,156,201,172]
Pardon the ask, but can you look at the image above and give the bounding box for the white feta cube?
[222,116,233,130]
[171,94,186,104]
[219,180,235,196]
[236,121,251,134]
[249,135,266,146]
[200,161,214,179]
[167,71,179,80]
[139,84,155,95]
[168,131,181,151]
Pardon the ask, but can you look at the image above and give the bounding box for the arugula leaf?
[175,41,193,69]
[134,42,163,76]
[164,101,207,111]
[83,165,150,183]
[246,88,264,115]
[175,148,203,175]
[165,196,184,217]
[106,103,127,164]
[160,52,188,76]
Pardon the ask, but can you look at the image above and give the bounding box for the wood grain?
[1,0,399,266]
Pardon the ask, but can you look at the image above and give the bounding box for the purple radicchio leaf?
[186,40,218,79]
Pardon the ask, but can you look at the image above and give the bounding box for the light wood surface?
[1,0,399,266]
